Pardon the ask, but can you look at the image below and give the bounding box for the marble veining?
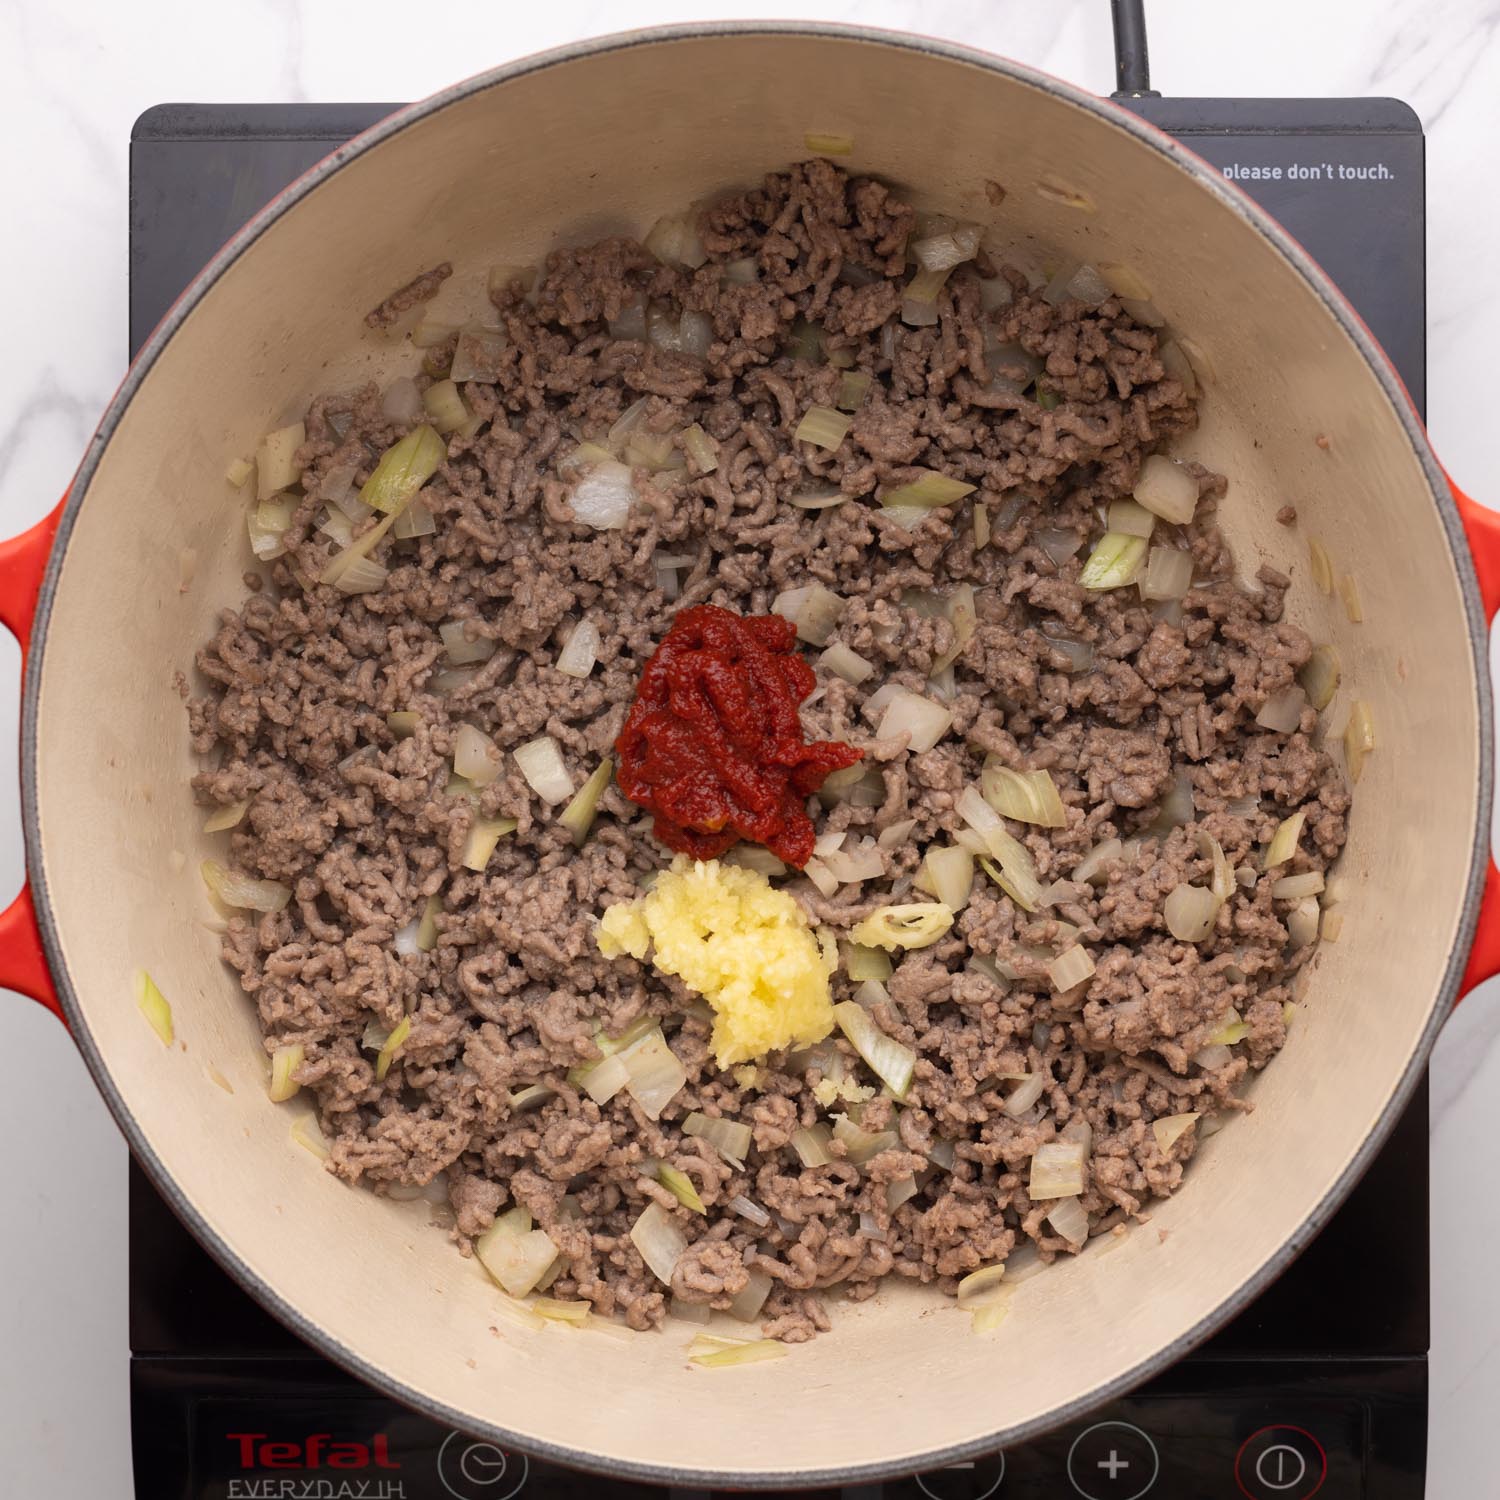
[0,2,1495,1494]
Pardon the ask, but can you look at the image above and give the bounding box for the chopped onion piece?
[822,840,885,885]
[1165,882,1219,942]
[1299,644,1341,711]
[1308,537,1334,594]
[1145,769,1196,837]
[135,971,173,1046]
[1029,1141,1086,1199]
[1322,908,1345,943]
[440,620,496,666]
[1262,809,1306,871]
[477,1221,561,1298]
[1047,945,1096,993]
[1194,1042,1232,1071]
[788,487,846,510]
[643,212,707,268]
[771,583,846,646]
[923,846,975,912]
[876,818,918,852]
[1080,532,1147,590]
[794,405,852,451]
[203,800,248,833]
[569,461,636,530]
[391,497,436,539]
[791,1123,834,1168]
[956,1264,1006,1306]
[971,1300,1011,1335]
[531,1297,589,1325]
[1045,1195,1090,1245]
[931,583,978,674]
[681,423,718,472]
[333,554,389,595]
[1133,454,1199,525]
[833,1000,916,1098]
[876,688,953,752]
[451,330,507,383]
[290,1112,328,1159]
[374,1016,411,1082]
[849,904,954,954]
[570,1052,629,1105]
[1036,528,1083,567]
[361,425,445,514]
[684,1112,752,1167]
[555,618,602,679]
[453,723,503,787]
[727,1193,771,1229]
[722,845,788,879]
[201,859,291,913]
[559,758,613,846]
[1073,839,1123,885]
[691,1337,786,1368]
[1288,897,1321,950]
[1345,701,1376,783]
[887,1175,919,1212]
[508,1083,554,1114]
[901,265,953,326]
[1140,545,1194,601]
[619,1028,687,1119]
[1271,870,1325,900]
[818,642,874,685]
[380,377,423,424]
[461,816,518,872]
[630,1200,689,1288]
[422,379,469,435]
[832,1113,899,1164]
[881,470,977,510]
[1003,1073,1047,1118]
[513,736,574,805]
[657,1164,706,1215]
[1256,686,1306,734]
[1152,1113,1200,1152]
[836,370,873,412]
[268,1043,304,1102]
[845,943,893,983]
[256,421,305,500]
[1339,572,1364,623]
[1208,1009,1248,1045]
[726,1268,775,1324]
[226,456,254,488]
[982,764,1067,828]
[248,494,294,560]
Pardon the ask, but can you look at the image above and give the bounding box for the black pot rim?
[21,20,1489,1491]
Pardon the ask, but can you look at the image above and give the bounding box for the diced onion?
[930,583,978,674]
[821,839,885,885]
[1045,1196,1090,1245]
[972,1300,1010,1335]
[555,619,602,678]
[375,1016,412,1081]
[461,816,518,872]
[203,800,248,833]
[1080,532,1147,590]
[1322,908,1345,942]
[451,330,508,383]
[1073,839,1123,885]
[876,688,953,752]
[982,764,1067,828]
[912,222,982,272]
[135,971,173,1046]
[1139,546,1194,601]
[422,379,469,434]
[1344,701,1375,783]
[1146,768,1196,837]
[791,1123,834,1168]
[1159,339,1198,398]
[1194,1042,1233,1071]
[440,620,496,666]
[831,1113,899,1164]
[1039,626,1094,674]
[643,212,707,269]
[226,456,254,488]
[726,1194,771,1230]
[1133,455,1199,525]
[247,494,294,560]
[690,1337,786,1368]
[1288,897,1321,949]
[923,846,975,912]
[956,1264,1006,1306]
[569,460,636,530]
[531,1297,589,1324]
[901,265,952,325]
[268,1043,303,1103]
[1256,686,1306,733]
[477,1221,561,1298]
[985,339,1044,394]
[1047,945,1095,993]
[1308,538,1334,594]
[361,425,445,514]
[291,1112,329,1159]
[794,405,852,451]
[771,583,846,647]
[256,421,305,500]
[849,904,954,954]
[1262,809,1305,871]
[1003,1074,1047,1118]
[630,1200,690,1289]
[1152,1113,1200,1152]
[571,1052,629,1105]
[833,1000,917,1098]
[835,370,873,413]
[727,1268,774,1323]
[1036,528,1083,567]
[844,943,893,983]
[1340,573,1364,623]
[1029,1141,1086,1199]
[201,859,291,913]
[788,488,847,511]
[559,757,613,846]
[684,1112,752,1167]
[1300,644,1341,711]
[619,1027,687,1119]
[513,736,574,805]
[880,470,977,510]
[1098,261,1153,301]
[1165,882,1219,942]
[1042,261,1111,307]
[886,1175,919,1211]
[1271,870,1325,900]
[454,723,503,787]
[381,377,423,424]
[392,497,437,539]
[682,423,718,472]
[818,642,874,684]
[876,818,918,851]
[1208,1009,1248,1045]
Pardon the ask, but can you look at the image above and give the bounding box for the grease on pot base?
[185,158,1354,1344]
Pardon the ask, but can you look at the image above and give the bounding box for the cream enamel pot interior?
[3,22,1500,1489]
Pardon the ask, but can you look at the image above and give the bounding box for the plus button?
[1098,1450,1131,1479]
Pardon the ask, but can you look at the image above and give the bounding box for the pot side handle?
[0,500,66,1023]
[1453,476,1500,1001]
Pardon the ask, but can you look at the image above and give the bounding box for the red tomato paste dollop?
[615,605,862,868]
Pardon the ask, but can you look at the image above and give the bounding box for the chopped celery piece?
[657,1163,707,1215]
[422,379,469,435]
[386,710,420,739]
[1079,533,1147,590]
[269,1043,304,1102]
[794,405,852,451]
[360,425,446,514]
[982,764,1067,828]
[804,131,854,156]
[1152,1113,1200,1152]
[1262,809,1306,871]
[1028,1141,1086,1199]
[848,903,953,952]
[1047,945,1095,993]
[415,893,442,952]
[691,1337,787,1368]
[836,370,873,411]
[135,971,173,1046]
[683,1111,753,1166]
[558,757,614,846]
[972,1299,1010,1335]
[202,800,248,833]
[256,421,305,500]
[461,817,518,872]
[375,1016,411,1081]
[843,942,893,982]
[1345,700,1376,782]
[880,470,976,510]
[681,423,718,473]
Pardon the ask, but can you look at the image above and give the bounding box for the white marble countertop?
[0,1,1496,1495]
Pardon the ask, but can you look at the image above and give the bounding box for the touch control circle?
[1234,1425,1328,1500]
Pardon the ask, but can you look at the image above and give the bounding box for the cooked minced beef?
[189,160,1347,1341]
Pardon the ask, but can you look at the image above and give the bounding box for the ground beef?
[190,160,1347,1341]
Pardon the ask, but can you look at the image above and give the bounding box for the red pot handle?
[0,499,66,1023]
[1452,476,1500,1000]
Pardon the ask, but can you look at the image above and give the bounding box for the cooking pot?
[3,21,1498,1488]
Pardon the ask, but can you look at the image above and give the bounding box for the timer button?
[1234,1425,1328,1500]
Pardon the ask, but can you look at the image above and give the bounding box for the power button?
[1234,1425,1328,1500]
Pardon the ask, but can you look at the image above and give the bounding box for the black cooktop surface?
[128,97,1429,1500]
